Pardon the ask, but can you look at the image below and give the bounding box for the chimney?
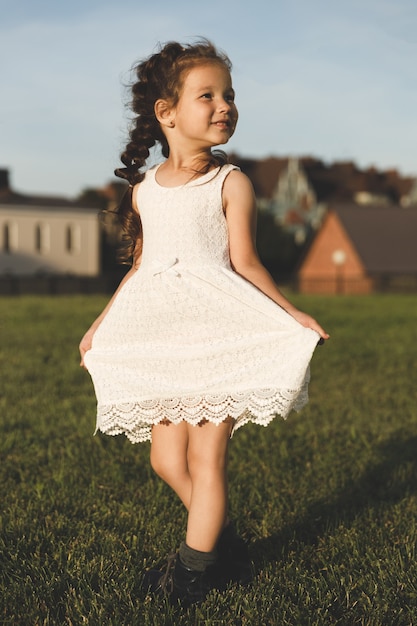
[0,169,10,190]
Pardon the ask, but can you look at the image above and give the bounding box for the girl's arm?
[223,170,329,340]
[79,185,142,367]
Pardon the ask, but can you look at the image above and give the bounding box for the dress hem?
[93,385,309,444]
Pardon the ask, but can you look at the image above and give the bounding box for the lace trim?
[95,386,309,443]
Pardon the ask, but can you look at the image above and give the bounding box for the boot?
[171,555,219,606]
[142,552,219,606]
[217,523,254,585]
[141,552,177,595]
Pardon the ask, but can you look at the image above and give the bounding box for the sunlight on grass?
[1,294,417,624]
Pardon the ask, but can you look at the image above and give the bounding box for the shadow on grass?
[250,432,417,569]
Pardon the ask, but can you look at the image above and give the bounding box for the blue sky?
[1,0,416,196]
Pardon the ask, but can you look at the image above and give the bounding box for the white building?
[0,170,100,276]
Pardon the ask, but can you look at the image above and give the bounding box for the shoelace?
[158,552,178,594]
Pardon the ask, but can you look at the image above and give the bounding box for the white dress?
[84,164,320,443]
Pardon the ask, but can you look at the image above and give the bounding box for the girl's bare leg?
[150,421,192,509]
[185,419,233,553]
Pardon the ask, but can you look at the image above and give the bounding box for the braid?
[114,39,232,263]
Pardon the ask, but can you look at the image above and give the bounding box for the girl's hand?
[79,328,96,368]
[290,310,330,342]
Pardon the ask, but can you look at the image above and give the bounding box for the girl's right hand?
[79,328,95,368]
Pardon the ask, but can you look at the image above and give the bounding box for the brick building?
[298,205,417,294]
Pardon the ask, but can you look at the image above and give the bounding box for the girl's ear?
[155,99,175,129]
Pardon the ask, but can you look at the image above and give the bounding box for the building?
[264,158,327,244]
[298,204,417,294]
[0,169,100,276]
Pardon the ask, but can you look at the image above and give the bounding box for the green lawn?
[1,294,416,625]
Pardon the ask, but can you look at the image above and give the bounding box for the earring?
[169,120,175,128]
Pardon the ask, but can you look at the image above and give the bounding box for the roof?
[228,154,415,203]
[334,204,417,274]
[0,189,99,213]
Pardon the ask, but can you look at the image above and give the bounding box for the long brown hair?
[114,40,232,263]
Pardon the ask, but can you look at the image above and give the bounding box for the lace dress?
[84,163,320,443]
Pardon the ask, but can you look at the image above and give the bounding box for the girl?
[80,40,329,606]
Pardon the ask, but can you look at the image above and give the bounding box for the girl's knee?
[149,447,162,477]
[150,421,188,479]
[150,447,171,479]
[150,445,188,482]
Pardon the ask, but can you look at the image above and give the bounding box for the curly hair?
[114,40,233,263]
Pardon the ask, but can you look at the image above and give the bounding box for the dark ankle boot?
[217,523,254,585]
[142,552,177,595]
[171,556,218,606]
[143,553,218,606]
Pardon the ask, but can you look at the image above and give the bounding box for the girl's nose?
[218,98,231,112]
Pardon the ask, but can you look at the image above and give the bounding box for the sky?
[1,0,416,197]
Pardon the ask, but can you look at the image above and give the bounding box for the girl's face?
[171,63,238,149]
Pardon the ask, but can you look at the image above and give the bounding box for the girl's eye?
[226,94,235,102]
[201,93,212,99]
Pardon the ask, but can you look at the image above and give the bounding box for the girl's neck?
[157,152,217,187]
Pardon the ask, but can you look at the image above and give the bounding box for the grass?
[1,293,417,625]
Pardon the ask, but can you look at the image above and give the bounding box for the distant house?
[0,169,100,276]
[229,153,415,207]
[298,204,417,294]
[401,178,417,207]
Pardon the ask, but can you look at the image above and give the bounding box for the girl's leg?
[150,421,192,509]
[146,418,240,605]
[185,418,233,553]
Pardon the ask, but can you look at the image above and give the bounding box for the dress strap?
[143,162,240,188]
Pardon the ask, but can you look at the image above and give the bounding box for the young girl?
[80,40,329,606]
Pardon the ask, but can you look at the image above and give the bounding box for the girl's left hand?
[290,310,330,342]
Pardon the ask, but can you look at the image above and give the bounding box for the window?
[3,222,18,253]
[35,223,50,253]
[65,224,81,254]
[4,224,10,252]
[35,225,41,251]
